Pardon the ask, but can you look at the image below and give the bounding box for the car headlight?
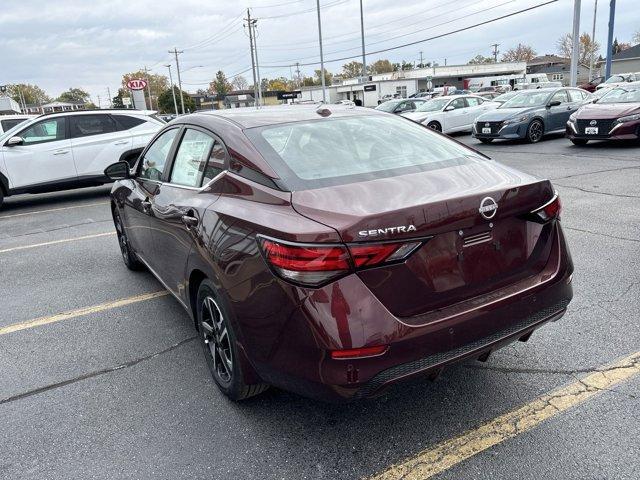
[569,112,577,122]
[503,114,530,125]
[616,113,640,123]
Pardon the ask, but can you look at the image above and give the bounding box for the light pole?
[589,0,598,80]
[359,0,367,83]
[316,0,326,103]
[569,0,582,87]
[165,64,179,116]
[605,0,616,79]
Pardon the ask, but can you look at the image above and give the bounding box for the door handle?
[53,150,70,155]
[114,141,129,145]
[181,215,199,228]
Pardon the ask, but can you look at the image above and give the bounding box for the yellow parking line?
[371,351,640,480]
[0,291,170,336]
[0,201,109,220]
[0,231,115,254]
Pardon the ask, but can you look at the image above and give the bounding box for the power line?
[250,0,304,8]
[258,0,349,20]
[259,0,559,68]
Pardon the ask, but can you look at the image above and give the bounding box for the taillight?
[529,193,562,223]
[257,237,423,287]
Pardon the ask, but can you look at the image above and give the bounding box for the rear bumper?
[242,222,574,402]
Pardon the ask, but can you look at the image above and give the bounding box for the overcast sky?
[1,0,637,103]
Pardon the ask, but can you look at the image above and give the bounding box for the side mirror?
[6,136,24,147]
[104,161,131,181]
[444,105,455,112]
[547,100,561,108]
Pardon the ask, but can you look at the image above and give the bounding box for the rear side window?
[113,115,146,130]
[1,118,27,132]
[466,97,482,106]
[20,118,67,145]
[70,115,116,138]
[139,128,179,181]
[568,89,585,102]
[550,91,569,104]
[247,115,483,190]
[202,142,227,185]
[170,129,215,187]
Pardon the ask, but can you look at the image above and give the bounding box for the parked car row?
[0,110,164,207]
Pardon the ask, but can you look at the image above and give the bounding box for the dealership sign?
[363,84,376,92]
[277,90,302,100]
[127,79,148,91]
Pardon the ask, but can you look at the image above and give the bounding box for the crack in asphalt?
[554,183,640,199]
[551,165,640,180]
[563,225,640,243]
[0,219,113,240]
[0,336,197,407]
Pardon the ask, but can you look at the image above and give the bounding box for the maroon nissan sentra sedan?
[105,105,573,402]
[567,84,640,144]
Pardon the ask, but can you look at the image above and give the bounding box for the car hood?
[476,107,540,122]
[575,102,640,119]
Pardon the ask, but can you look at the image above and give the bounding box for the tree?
[57,87,91,103]
[633,31,640,45]
[501,43,537,62]
[267,78,289,91]
[342,61,364,78]
[416,61,431,69]
[468,55,494,65]
[612,38,632,54]
[301,76,316,87]
[121,70,168,109]
[556,32,600,65]
[7,83,51,105]
[209,70,232,96]
[231,75,249,91]
[369,59,394,74]
[157,86,194,114]
[314,68,333,86]
[400,60,414,71]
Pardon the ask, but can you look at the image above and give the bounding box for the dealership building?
[300,61,527,107]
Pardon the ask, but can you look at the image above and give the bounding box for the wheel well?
[188,269,208,327]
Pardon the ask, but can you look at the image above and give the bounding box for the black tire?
[197,279,269,401]
[571,138,588,146]
[479,138,494,144]
[526,119,544,143]
[426,121,442,132]
[112,207,143,270]
[0,189,4,210]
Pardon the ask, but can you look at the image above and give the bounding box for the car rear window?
[246,115,483,190]
[113,114,147,130]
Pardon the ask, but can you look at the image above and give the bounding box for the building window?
[552,73,564,81]
[396,86,407,98]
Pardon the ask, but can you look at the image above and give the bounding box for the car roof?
[187,104,385,129]
[0,114,35,119]
[37,109,158,119]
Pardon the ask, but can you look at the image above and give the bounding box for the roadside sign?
[277,90,302,100]
[122,97,132,106]
[127,79,148,91]
[363,85,376,92]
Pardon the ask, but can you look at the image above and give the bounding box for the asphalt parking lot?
[1,133,639,480]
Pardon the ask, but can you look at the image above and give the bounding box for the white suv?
[0,114,36,135]
[0,110,164,207]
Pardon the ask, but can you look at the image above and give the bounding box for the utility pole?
[605,0,616,79]
[316,0,327,102]
[252,19,263,106]
[569,0,582,86]
[359,0,367,82]
[245,9,259,107]
[295,62,301,88]
[491,43,500,62]
[97,95,101,109]
[107,87,112,108]
[165,64,179,115]
[589,0,598,80]
[169,48,185,114]
[419,51,424,68]
[143,65,153,110]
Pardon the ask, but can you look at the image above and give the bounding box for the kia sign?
[127,79,148,91]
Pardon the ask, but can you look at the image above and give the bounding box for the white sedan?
[401,95,499,133]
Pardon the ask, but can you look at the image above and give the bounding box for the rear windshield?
[245,115,484,190]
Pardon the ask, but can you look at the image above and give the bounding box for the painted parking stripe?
[0,291,170,336]
[371,351,640,480]
[0,201,109,220]
[0,231,115,254]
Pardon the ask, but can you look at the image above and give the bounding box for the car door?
[69,114,132,179]
[147,127,224,298]
[546,90,572,131]
[462,96,490,128]
[123,127,180,263]
[1,117,77,189]
[442,97,468,132]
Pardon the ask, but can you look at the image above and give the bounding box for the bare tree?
[231,75,249,91]
[501,43,537,62]
[633,30,640,44]
[556,32,600,65]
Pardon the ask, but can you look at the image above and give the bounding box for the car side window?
[201,141,227,186]
[568,89,585,102]
[113,115,146,130]
[449,98,466,109]
[20,118,67,145]
[139,128,179,181]
[169,129,215,187]
[550,91,569,104]
[396,101,412,112]
[70,115,116,138]
[466,97,482,107]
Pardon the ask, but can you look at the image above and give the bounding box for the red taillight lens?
[531,194,562,223]
[349,241,422,268]
[330,345,388,359]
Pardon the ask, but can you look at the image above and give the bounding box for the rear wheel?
[197,280,268,401]
[571,138,588,146]
[0,189,4,210]
[478,138,494,144]
[426,121,442,132]
[526,119,544,143]
[113,207,143,270]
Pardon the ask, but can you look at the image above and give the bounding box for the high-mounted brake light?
[530,194,562,223]
[257,237,423,287]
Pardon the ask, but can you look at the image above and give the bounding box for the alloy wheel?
[528,121,543,143]
[113,210,130,262]
[200,296,233,385]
